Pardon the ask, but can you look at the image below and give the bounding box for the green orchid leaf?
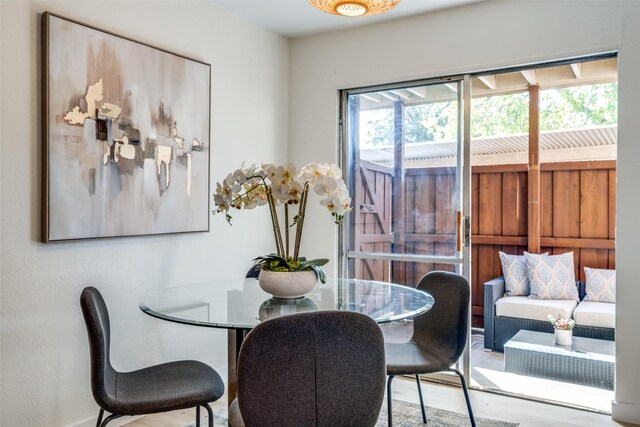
[310,265,327,283]
[297,258,329,271]
[252,254,290,269]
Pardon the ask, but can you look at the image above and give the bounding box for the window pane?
[347,83,461,275]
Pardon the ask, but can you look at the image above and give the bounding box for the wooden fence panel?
[353,161,615,327]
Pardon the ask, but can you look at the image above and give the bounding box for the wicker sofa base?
[492,316,615,352]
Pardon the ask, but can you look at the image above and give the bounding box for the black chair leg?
[415,374,427,424]
[99,413,123,427]
[96,409,104,427]
[450,368,476,427]
[203,403,214,427]
[196,405,201,427]
[387,375,395,427]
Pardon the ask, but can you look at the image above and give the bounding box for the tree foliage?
[359,83,617,146]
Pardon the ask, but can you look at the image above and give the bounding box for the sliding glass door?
[340,77,472,378]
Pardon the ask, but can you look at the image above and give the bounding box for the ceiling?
[211,0,482,38]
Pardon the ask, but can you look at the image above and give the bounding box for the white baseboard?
[612,400,640,425]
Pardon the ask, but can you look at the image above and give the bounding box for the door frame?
[338,75,473,382]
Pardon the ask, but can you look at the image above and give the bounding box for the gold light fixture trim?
[308,0,400,17]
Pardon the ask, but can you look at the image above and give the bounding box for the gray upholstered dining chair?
[80,286,225,427]
[385,271,476,427]
[228,311,387,427]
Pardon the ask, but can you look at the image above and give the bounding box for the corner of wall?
[612,400,640,425]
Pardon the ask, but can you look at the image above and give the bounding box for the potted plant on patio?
[548,313,575,346]
[213,162,351,298]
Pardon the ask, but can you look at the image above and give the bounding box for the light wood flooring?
[121,377,633,427]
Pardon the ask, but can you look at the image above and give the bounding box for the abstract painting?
[41,12,211,242]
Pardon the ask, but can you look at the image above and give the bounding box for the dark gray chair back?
[412,270,470,368]
[237,311,386,427]
[80,286,118,413]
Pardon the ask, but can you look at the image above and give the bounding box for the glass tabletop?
[140,278,434,329]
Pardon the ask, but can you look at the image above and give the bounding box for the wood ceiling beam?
[360,93,381,103]
[380,92,399,101]
[521,69,537,85]
[390,90,410,100]
[478,75,497,90]
[570,63,583,79]
[406,88,426,98]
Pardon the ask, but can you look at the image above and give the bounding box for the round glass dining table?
[140,277,434,404]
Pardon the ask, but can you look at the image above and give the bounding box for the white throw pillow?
[584,267,616,303]
[525,251,579,300]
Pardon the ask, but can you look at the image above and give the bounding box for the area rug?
[185,399,518,427]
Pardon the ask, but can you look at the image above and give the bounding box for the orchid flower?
[212,161,351,263]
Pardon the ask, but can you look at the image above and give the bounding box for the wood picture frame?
[41,12,211,242]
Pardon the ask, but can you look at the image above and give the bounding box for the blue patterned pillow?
[584,267,616,303]
[499,252,530,296]
[499,251,548,296]
[525,252,579,300]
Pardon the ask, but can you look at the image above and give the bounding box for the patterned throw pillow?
[525,251,579,300]
[499,251,548,296]
[499,252,531,296]
[584,267,616,303]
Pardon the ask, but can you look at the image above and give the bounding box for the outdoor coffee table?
[504,330,614,390]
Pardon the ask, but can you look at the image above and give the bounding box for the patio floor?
[380,322,614,413]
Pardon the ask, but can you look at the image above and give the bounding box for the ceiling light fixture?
[308,0,400,17]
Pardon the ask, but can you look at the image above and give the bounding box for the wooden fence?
[353,160,616,327]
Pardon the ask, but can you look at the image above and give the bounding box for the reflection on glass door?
[342,80,468,286]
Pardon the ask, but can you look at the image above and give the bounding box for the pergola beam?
[380,92,399,101]
[570,63,582,79]
[478,75,497,90]
[520,69,537,85]
[360,93,381,103]
[390,90,410,100]
[406,87,426,98]
[445,83,458,93]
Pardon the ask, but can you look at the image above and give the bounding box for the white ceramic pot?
[258,270,318,299]
[554,328,573,346]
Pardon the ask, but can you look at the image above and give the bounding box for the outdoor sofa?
[484,276,615,352]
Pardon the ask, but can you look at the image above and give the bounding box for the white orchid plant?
[213,162,352,282]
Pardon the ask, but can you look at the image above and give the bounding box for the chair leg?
[450,368,476,427]
[203,403,214,427]
[95,409,104,427]
[196,405,201,427]
[415,374,427,424]
[99,413,123,427]
[387,375,395,427]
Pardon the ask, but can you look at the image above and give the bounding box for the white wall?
[289,1,640,423]
[0,1,288,426]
